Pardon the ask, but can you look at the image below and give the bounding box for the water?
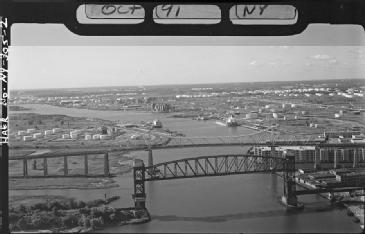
[10,104,362,233]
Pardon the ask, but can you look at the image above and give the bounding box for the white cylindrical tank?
[62,134,70,139]
[33,133,42,139]
[23,136,32,141]
[70,133,78,139]
[100,135,110,140]
[334,113,341,118]
[27,129,36,134]
[85,134,92,140]
[18,130,27,136]
[273,113,278,119]
[71,129,82,134]
[246,112,258,119]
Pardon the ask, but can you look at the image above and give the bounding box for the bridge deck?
[9,142,365,160]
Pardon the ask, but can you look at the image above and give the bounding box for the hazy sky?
[9,24,365,90]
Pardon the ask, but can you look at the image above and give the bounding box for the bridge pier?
[270,145,276,172]
[352,148,357,168]
[43,158,48,176]
[23,159,28,177]
[64,156,68,176]
[104,152,110,176]
[314,147,321,170]
[282,155,302,209]
[84,155,88,175]
[148,149,153,168]
[133,159,146,209]
[147,149,154,175]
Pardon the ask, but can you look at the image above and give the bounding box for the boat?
[215,116,238,127]
[226,116,238,127]
[196,116,208,121]
[152,119,162,128]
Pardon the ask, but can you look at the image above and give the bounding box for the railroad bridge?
[9,134,365,209]
[132,154,365,210]
[133,154,300,208]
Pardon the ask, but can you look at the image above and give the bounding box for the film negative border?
[0,0,364,233]
[2,0,365,36]
[0,14,9,234]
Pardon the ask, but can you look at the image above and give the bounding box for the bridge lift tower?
[281,155,301,208]
[132,159,147,209]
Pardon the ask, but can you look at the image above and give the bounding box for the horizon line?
[10,77,365,92]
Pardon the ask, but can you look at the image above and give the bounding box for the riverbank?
[345,204,364,228]
[295,171,365,231]
[339,195,365,231]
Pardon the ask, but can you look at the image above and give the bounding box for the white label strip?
[153,5,221,24]
[230,5,298,25]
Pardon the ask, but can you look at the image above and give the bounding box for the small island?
[9,197,150,233]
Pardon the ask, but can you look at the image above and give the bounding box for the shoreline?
[295,176,365,231]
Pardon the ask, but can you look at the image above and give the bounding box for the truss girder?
[145,155,286,181]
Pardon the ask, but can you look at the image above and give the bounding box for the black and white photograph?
[1,1,365,233]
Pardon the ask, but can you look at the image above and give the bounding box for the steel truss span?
[132,155,298,209]
[144,154,288,181]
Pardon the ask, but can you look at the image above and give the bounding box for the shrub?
[33,202,48,211]
[9,212,22,223]
[67,198,78,209]
[78,215,91,228]
[77,200,86,209]
[29,211,61,229]
[30,213,43,228]
[61,213,79,228]
[18,204,27,213]
[84,217,91,228]
[9,223,19,231]
[86,199,105,208]
[90,217,104,228]
[79,207,91,215]
[52,206,60,216]
[90,207,103,218]
[16,216,30,230]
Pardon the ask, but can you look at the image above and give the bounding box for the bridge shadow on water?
[150,200,344,223]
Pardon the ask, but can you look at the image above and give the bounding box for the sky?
[9,24,365,90]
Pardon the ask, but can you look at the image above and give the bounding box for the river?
[9,104,362,233]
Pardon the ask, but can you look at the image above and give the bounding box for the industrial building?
[253,146,365,168]
[151,103,174,112]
